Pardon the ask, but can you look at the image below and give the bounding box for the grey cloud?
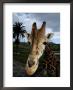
[30,13,60,32]
[13,13,19,23]
[16,13,60,32]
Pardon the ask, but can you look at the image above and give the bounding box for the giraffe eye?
[27,33,30,37]
[43,42,47,45]
[28,42,31,45]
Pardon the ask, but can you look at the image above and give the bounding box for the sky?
[13,13,60,44]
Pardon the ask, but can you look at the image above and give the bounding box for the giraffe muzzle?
[28,60,35,67]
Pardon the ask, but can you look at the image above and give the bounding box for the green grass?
[13,43,31,66]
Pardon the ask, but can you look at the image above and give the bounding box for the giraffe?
[25,22,59,76]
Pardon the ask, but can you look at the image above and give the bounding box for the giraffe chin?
[25,64,38,76]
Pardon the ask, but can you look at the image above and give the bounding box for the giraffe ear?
[47,33,54,39]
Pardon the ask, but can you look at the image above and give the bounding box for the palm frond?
[13,21,26,44]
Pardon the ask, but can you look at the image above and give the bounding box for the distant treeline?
[49,42,60,52]
[13,42,60,52]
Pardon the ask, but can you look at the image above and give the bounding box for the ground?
[13,43,60,77]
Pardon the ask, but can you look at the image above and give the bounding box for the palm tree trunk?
[15,34,19,44]
[17,34,19,43]
[15,34,19,53]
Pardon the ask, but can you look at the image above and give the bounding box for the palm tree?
[13,22,26,44]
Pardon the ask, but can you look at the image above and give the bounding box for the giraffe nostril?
[28,60,35,67]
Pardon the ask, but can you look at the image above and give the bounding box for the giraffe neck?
[44,44,59,77]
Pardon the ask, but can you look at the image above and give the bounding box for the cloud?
[13,13,19,23]
[50,32,60,44]
[13,13,60,44]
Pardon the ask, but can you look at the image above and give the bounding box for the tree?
[13,22,26,44]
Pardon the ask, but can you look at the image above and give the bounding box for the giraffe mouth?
[28,60,35,67]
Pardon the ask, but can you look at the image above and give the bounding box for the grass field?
[13,43,60,77]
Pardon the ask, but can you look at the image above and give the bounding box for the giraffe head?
[25,22,53,75]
